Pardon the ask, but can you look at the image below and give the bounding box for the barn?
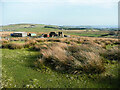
[49,32,58,37]
[12,32,27,37]
[28,33,37,37]
[58,32,64,37]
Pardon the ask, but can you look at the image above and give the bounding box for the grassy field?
[1,24,119,88]
[63,30,106,37]
[1,24,118,38]
[1,36,120,88]
[2,48,119,88]
[1,24,60,33]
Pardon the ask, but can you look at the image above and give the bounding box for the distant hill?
[0,24,118,32]
[1,24,60,32]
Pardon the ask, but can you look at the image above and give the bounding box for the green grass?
[66,33,101,37]
[15,27,60,33]
[63,31,110,37]
[1,24,117,38]
[2,48,119,88]
[1,24,119,88]
[2,24,60,33]
[106,44,118,49]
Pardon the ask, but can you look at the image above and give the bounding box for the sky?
[0,0,119,26]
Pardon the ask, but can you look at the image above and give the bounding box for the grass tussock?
[2,37,119,74]
[35,43,105,74]
[2,39,9,43]
[35,38,47,42]
[24,40,37,48]
[47,38,62,42]
[102,46,120,61]
[2,43,24,49]
[30,44,48,51]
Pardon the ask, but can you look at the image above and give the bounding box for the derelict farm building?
[11,32,27,37]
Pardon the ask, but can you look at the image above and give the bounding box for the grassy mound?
[35,43,105,74]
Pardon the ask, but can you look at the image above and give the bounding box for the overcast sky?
[0,0,119,26]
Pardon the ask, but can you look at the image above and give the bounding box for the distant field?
[1,24,60,33]
[1,24,118,38]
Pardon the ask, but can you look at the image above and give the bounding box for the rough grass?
[102,46,120,61]
[35,43,105,74]
[2,49,119,88]
[1,36,119,88]
[2,42,24,49]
